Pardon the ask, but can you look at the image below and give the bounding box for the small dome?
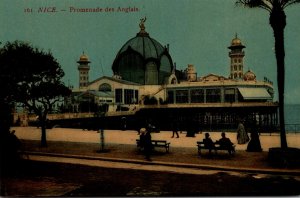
[228,34,245,49]
[231,37,242,46]
[80,54,89,61]
[78,53,90,63]
[244,70,256,81]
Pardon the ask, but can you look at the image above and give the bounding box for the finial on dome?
[137,17,149,36]
[139,17,146,31]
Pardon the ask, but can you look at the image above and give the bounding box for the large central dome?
[117,36,165,59]
[112,18,173,85]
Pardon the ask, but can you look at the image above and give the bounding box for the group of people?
[203,132,235,155]
[138,120,262,161]
[237,120,262,152]
[203,120,262,155]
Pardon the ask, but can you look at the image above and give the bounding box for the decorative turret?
[186,64,197,82]
[77,52,90,89]
[244,69,256,81]
[228,34,245,80]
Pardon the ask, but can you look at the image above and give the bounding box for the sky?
[1,0,300,104]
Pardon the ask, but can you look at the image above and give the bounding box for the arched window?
[99,83,112,92]
[171,78,177,84]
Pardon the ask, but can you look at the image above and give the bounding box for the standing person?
[171,121,179,138]
[237,120,249,144]
[139,128,146,150]
[143,130,153,161]
[247,122,262,152]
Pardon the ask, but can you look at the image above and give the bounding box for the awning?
[238,87,272,100]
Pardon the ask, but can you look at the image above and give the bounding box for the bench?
[136,139,170,153]
[197,141,235,156]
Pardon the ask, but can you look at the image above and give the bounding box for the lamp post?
[99,128,105,151]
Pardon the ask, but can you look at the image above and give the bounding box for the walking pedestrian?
[171,121,179,138]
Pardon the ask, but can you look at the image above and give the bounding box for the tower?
[77,52,90,89]
[186,64,197,82]
[228,34,245,79]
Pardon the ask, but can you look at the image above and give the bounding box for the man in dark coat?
[143,130,153,161]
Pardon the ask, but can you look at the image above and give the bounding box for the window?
[225,88,235,103]
[167,90,174,104]
[171,78,177,84]
[206,89,221,103]
[176,90,188,103]
[191,89,204,103]
[124,89,134,104]
[134,90,138,104]
[99,83,112,92]
[115,89,122,103]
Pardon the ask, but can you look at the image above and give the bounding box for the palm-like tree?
[236,0,300,149]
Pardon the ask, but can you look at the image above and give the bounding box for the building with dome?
[66,19,278,131]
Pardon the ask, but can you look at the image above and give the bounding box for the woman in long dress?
[237,121,249,144]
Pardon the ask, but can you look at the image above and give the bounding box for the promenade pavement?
[12,127,300,175]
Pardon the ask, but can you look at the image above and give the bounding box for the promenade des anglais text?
[24,6,140,14]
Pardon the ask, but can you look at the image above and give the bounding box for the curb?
[23,151,300,176]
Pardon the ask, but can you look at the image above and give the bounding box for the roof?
[117,35,165,59]
[77,90,113,98]
[89,76,142,86]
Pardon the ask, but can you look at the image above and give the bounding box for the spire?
[172,62,176,74]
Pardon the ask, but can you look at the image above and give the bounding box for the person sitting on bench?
[203,133,215,154]
[217,132,234,154]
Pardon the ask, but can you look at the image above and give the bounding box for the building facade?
[66,19,278,130]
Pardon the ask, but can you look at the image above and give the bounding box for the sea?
[285,104,300,132]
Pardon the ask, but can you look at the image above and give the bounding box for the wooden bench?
[197,141,235,156]
[136,139,170,153]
